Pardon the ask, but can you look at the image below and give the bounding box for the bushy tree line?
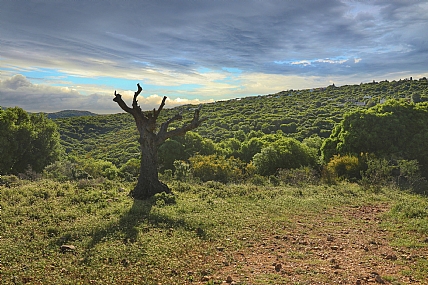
[156,130,319,181]
[3,83,428,195]
[322,100,428,178]
[0,107,62,174]
[319,100,428,192]
[51,99,425,193]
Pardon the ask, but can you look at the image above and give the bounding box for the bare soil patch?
[196,204,427,284]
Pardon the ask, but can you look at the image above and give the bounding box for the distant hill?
[1,107,97,118]
[46,110,98,119]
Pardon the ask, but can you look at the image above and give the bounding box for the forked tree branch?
[132,83,143,112]
[114,84,206,141]
[154,96,167,119]
[157,113,183,136]
[114,84,149,133]
[156,105,207,145]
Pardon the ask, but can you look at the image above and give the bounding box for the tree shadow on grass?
[81,196,206,264]
[89,199,154,247]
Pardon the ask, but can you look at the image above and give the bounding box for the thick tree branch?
[114,84,206,144]
[156,105,207,145]
[132,83,143,110]
[113,91,133,113]
[132,84,146,122]
[158,113,183,136]
[154,96,167,119]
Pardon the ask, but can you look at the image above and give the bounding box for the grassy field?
[1,178,428,284]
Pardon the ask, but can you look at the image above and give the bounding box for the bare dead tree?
[113,83,206,199]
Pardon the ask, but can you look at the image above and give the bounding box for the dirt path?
[197,204,427,284]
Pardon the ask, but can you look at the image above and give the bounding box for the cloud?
[1,74,32,89]
[2,0,426,75]
[0,0,427,113]
[0,75,214,113]
[0,75,108,113]
[292,61,312,66]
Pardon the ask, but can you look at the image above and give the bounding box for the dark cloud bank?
[1,0,427,76]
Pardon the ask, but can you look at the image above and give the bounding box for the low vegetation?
[1,177,427,284]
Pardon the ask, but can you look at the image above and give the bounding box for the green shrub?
[76,158,119,180]
[252,138,317,176]
[0,107,63,174]
[103,167,118,180]
[44,160,76,181]
[158,139,187,172]
[0,174,20,187]
[173,160,191,181]
[119,158,140,181]
[396,159,427,193]
[17,165,42,181]
[189,155,245,183]
[76,177,106,190]
[321,100,428,179]
[249,174,267,186]
[324,154,362,181]
[360,157,394,191]
[239,137,265,162]
[160,169,173,183]
[277,167,320,186]
[269,175,280,186]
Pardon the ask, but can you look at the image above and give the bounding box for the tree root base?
[129,179,171,200]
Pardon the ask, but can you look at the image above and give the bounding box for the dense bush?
[44,160,76,181]
[158,139,187,172]
[173,160,191,181]
[396,159,427,192]
[239,137,265,162]
[252,138,317,176]
[359,157,395,191]
[324,154,363,181]
[0,107,62,174]
[321,100,428,178]
[189,155,245,183]
[44,157,119,181]
[360,157,427,193]
[75,158,119,180]
[158,132,217,172]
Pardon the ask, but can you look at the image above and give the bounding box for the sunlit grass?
[1,179,427,284]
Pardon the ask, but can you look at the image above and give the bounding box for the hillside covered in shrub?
[2,77,427,192]
[54,78,426,157]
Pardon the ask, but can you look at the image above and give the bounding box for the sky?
[1,0,427,114]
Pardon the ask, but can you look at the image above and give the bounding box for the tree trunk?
[130,132,170,200]
[113,83,206,200]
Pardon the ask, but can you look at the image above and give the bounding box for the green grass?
[1,179,427,284]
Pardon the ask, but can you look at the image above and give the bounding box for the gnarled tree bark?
[114,83,206,199]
